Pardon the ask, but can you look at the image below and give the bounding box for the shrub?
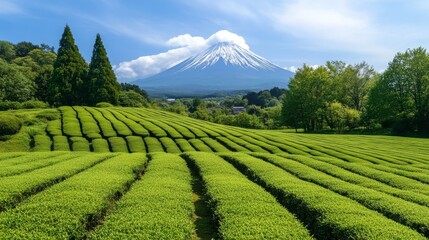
[0,101,22,111]
[96,102,114,108]
[36,109,60,121]
[0,114,23,136]
[119,90,148,107]
[21,100,49,109]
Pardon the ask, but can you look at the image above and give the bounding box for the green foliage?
[367,47,429,134]
[52,136,69,151]
[0,114,22,136]
[119,90,148,107]
[92,138,110,153]
[255,153,429,236]
[120,83,148,99]
[0,59,34,102]
[174,138,195,152]
[159,137,181,153]
[0,152,101,210]
[97,108,132,136]
[0,154,146,239]
[90,153,192,239]
[36,109,60,121]
[95,102,113,108]
[74,106,102,139]
[87,34,121,106]
[108,137,129,152]
[200,137,230,152]
[0,106,428,238]
[60,106,82,137]
[324,101,352,132]
[109,109,149,136]
[21,100,48,109]
[70,137,89,151]
[184,152,314,239]
[49,25,88,106]
[282,65,332,131]
[0,153,70,177]
[0,101,22,111]
[144,137,164,152]
[188,139,213,152]
[125,136,146,153]
[0,41,16,62]
[14,41,39,57]
[222,153,426,240]
[85,107,117,137]
[30,49,56,102]
[32,135,52,151]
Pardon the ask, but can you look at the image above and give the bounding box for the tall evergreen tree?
[49,25,88,106]
[87,34,121,105]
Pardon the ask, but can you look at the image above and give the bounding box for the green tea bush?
[53,136,70,151]
[183,152,313,240]
[92,138,110,152]
[0,115,22,136]
[221,153,425,240]
[90,153,193,239]
[108,137,129,153]
[125,136,146,153]
[108,110,149,136]
[159,137,181,153]
[96,102,114,108]
[144,137,164,152]
[175,139,195,152]
[21,100,48,109]
[36,109,60,121]
[0,101,21,111]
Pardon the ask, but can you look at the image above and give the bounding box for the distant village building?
[232,106,246,115]
[166,98,176,103]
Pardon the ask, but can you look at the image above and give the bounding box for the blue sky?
[2,0,429,82]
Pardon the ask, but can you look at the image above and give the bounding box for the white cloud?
[285,64,319,73]
[115,30,249,81]
[285,66,297,73]
[269,0,381,53]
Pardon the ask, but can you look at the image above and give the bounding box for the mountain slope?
[133,42,294,96]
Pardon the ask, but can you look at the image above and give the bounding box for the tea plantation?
[0,106,428,239]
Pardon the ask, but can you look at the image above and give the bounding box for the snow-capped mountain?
[133,42,294,96]
[178,42,280,71]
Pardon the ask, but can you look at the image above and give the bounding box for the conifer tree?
[87,34,121,105]
[49,25,88,106]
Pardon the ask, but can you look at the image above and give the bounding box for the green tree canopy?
[14,41,39,57]
[0,59,34,102]
[282,65,333,131]
[0,41,15,62]
[87,34,121,106]
[120,83,148,99]
[367,47,429,133]
[49,25,88,106]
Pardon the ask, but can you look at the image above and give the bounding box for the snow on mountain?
[179,42,279,71]
[133,42,294,96]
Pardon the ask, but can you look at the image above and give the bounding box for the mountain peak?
[133,41,294,97]
[178,42,281,71]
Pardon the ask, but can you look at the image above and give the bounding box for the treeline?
[159,87,285,129]
[282,47,429,135]
[0,25,148,108]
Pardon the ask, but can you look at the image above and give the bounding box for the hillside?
[0,107,428,239]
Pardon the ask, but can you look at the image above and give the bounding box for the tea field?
[0,106,428,239]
